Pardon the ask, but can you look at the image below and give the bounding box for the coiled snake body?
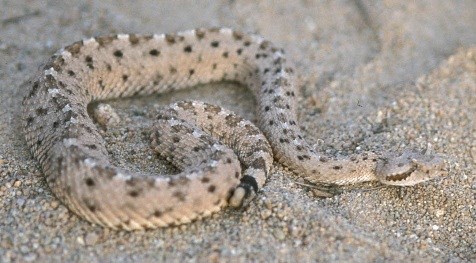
[22,28,446,230]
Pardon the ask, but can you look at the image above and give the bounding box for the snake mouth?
[385,165,417,182]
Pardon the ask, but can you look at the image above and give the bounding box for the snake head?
[375,150,448,186]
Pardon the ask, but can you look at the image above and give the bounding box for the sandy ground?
[1,0,475,262]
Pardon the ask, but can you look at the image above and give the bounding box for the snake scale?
[22,28,447,230]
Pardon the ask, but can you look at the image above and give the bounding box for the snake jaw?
[376,150,448,186]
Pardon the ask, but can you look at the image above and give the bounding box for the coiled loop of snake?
[22,28,446,230]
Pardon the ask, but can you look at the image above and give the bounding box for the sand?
[0,0,475,262]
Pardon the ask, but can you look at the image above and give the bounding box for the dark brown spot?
[98,80,105,90]
[58,81,66,89]
[225,114,242,127]
[173,191,186,201]
[232,30,243,40]
[243,41,251,46]
[251,157,267,170]
[85,144,97,150]
[153,73,163,85]
[65,41,82,56]
[87,204,97,212]
[222,51,228,58]
[165,34,176,44]
[195,29,205,39]
[172,137,180,143]
[211,41,219,48]
[128,34,139,45]
[149,49,160,56]
[144,34,154,42]
[189,69,195,76]
[84,125,93,133]
[236,48,243,55]
[96,35,115,47]
[36,108,48,116]
[264,106,270,111]
[208,185,216,193]
[85,178,95,187]
[279,138,290,143]
[204,104,222,114]
[260,41,270,50]
[129,190,140,197]
[84,199,97,212]
[184,45,192,53]
[67,70,75,76]
[273,57,284,65]
[169,66,177,74]
[235,172,240,178]
[113,50,123,57]
[193,146,201,152]
[153,210,162,217]
[27,82,40,99]
[201,177,210,183]
[333,166,342,170]
[122,74,128,81]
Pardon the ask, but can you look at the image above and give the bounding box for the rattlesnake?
[22,28,447,230]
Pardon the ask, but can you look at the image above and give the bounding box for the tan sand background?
[0,0,475,262]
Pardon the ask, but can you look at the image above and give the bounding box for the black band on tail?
[240,175,258,193]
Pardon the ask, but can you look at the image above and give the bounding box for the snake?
[21,28,447,230]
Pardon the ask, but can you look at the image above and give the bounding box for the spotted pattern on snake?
[22,28,447,230]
